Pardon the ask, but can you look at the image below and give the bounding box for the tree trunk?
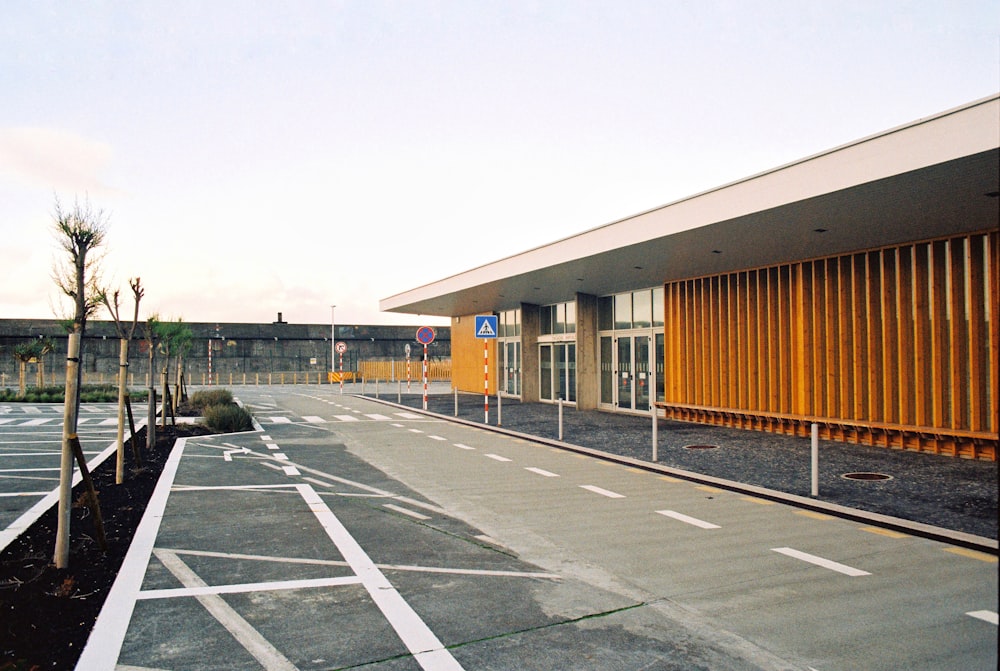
[55,332,81,569]
[17,360,26,397]
[115,338,128,484]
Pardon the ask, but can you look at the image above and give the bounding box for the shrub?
[202,403,255,433]
[189,389,234,410]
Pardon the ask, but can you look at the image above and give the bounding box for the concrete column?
[575,292,599,410]
[520,303,540,403]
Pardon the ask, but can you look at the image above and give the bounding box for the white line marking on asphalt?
[74,438,188,670]
[409,428,424,434]
[260,435,272,441]
[453,443,475,450]
[23,407,41,414]
[138,575,363,599]
[273,453,289,461]
[0,491,49,497]
[391,423,405,427]
[393,496,447,515]
[580,485,625,499]
[395,412,424,419]
[152,549,299,670]
[525,467,559,477]
[268,416,292,423]
[485,454,511,462]
[303,416,326,423]
[428,435,447,441]
[282,466,301,476]
[265,443,279,450]
[0,467,60,472]
[297,484,465,670]
[966,610,999,625]
[384,503,432,520]
[0,419,15,425]
[335,415,360,422]
[19,418,53,426]
[98,418,119,426]
[656,510,721,529]
[366,414,391,420]
[771,547,871,576]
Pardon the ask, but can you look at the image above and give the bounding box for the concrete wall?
[0,319,450,387]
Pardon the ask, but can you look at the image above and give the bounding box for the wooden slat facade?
[660,231,998,460]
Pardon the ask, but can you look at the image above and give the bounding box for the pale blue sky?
[1,1,997,326]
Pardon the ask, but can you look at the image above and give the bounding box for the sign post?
[474,315,498,424]
[415,327,435,410]
[405,343,412,392]
[335,341,347,394]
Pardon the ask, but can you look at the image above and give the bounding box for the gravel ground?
[383,389,997,541]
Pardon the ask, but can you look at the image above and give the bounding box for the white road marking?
[282,466,301,476]
[265,443,280,450]
[273,453,289,461]
[525,467,559,477]
[0,491,50,497]
[485,454,511,462]
[260,435,272,441]
[966,610,999,625]
[336,415,360,422]
[303,416,326,423]
[771,547,871,576]
[366,414,391,420]
[138,575,363,599]
[384,504,432,520]
[152,549,299,671]
[391,423,405,427]
[453,443,475,450]
[19,418,54,426]
[395,412,423,419]
[656,510,721,529]
[268,416,292,424]
[297,484,465,670]
[428,435,447,441]
[409,428,424,434]
[580,485,625,499]
[393,496,447,515]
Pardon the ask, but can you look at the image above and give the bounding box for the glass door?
[617,337,632,409]
[635,335,650,411]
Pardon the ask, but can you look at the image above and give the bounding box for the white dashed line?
[428,435,447,441]
[265,443,280,450]
[268,416,292,424]
[656,510,720,529]
[580,485,625,499]
[335,415,360,422]
[525,467,559,477]
[485,454,511,462]
[966,610,999,625]
[303,416,326,423]
[282,466,301,476]
[453,443,475,450]
[384,504,431,520]
[771,547,870,577]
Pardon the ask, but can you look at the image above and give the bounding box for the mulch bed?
[0,423,212,671]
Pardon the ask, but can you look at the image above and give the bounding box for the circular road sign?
[335,341,347,354]
[405,344,411,356]
[415,326,435,345]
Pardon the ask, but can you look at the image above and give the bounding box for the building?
[381,95,999,460]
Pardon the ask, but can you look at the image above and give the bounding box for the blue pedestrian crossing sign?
[475,315,498,339]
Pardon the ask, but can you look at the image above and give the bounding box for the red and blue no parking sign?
[415,326,435,345]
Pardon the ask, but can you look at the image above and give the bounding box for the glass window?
[540,305,553,335]
[565,301,576,333]
[598,296,613,331]
[614,294,632,330]
[652,287,664,327]
[553,304,565,334]
[632,290,652,329]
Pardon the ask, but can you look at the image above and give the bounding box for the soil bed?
[0,424,211,670]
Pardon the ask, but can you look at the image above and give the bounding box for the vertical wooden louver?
[661,231,998,460]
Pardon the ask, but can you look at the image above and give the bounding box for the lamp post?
[330,305,336,383]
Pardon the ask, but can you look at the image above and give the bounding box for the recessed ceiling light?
[986,191,999,198]
[814,228,828,233]
[711,250,722,254]
[633,266,643,270]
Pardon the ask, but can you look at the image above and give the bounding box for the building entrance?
[601,333,656,412]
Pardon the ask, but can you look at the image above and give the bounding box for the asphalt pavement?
[373,386,998,546]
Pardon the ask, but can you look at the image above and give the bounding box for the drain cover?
[683,444,719,450]
[842,472,893,481]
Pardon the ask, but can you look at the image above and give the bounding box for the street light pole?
[330,305,336,383]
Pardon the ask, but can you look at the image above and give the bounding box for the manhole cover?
[841,472,893,481]
[683,444,719,450]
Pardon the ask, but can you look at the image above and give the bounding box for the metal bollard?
[497,393,502,426]
[398,380,401,404]
[811,423,819,496]
[651,405,658,462]
[454,388,459,417]
[375,378,379,399]
[558,398,564,441]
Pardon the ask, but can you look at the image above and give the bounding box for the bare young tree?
[51,195,110,569]
[101,278,144,483]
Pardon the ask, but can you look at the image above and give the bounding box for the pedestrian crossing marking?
[303,416,326,423]
[335,415,360,422]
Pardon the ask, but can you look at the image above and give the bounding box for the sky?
[1,1,997,328]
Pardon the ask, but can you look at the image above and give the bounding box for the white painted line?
[409,428,424,434]
[273,453,289,461]
[395,412,423,419]
[525,467,559,478]
[152,550,299,670]
[656,510,721,529]
[268,416,292,424]
[485,454,511,462]
[19,418,53,426]
[475,534,502,546]
[297,484,465,670]
[138,575,363,599]
[303,476,333,488]
[580,485,625,499]
[427,435,447,441]
[335,415,360,422]
[771,547,871,577]
[966,610,999,625]
[265,443,280,450]
[366,413,391,420]
[453,443,475,450]
[0,419,15,425]
[391,423,405,427]
[0,492,49,497]
[393,496,447,515]
[99,418,119,426]
[384,504,432,520]
[260,435,272,441]
[282,466,301,476]
[75,438,188,670]
[0,467,60,472]
[23,407,42,414]
[303,416,326,423]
